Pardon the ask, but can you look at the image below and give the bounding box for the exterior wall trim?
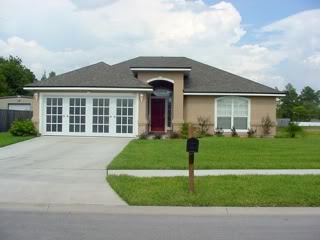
[131,67,191,72]
[184,92,285,97]
[24,87,153,92]
[146,77,174,84]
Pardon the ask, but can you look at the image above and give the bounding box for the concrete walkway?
[0,136,130,206]
[108,169,320,177]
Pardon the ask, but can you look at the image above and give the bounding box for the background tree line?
[0,55,55,96]
[277,84,320,121]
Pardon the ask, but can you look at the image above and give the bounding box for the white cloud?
[0,37,101,77]
[70,0,116,9]
[0,0,319,90]
[260,9,320,89]
[304,52,320,67]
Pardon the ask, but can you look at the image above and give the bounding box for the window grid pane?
[69,98,86,133]
[217,117,232,129]
[116,98,134,134]
[234,117,248,129]
[46,97,63,132]
[92,98,110,133]
[233,98,248,117]
[217,98,232,116]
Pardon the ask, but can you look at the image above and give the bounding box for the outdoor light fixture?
[139,93,144,103]
[34,93,39,101]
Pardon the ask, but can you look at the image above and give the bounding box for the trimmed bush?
[196,116,210,137]
[9,119,38,137]
[247,128,257,138]
[153,133,163,140]
[261,115,275,136]
[214,128,224,137]
[180,123,189,139]
[169,131,180,139]
[138,131,149,140]
[286,122,303,138]
[231,127,238,137]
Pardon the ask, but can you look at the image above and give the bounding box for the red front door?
[151,98,165,132]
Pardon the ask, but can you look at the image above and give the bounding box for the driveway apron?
[0,136,130,205]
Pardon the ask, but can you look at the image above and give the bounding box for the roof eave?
[23,86,153,92]
[183,92,285,97]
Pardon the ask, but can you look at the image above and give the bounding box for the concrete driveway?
[0,136,130,205]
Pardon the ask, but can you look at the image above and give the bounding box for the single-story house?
[0,95,33,111]
[24,56,284,137]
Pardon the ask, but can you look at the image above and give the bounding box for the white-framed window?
[215,97,250,131]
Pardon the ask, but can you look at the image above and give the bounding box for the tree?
[277,83,299,119]
[0,56,36,96]
[293,106,310,121]
[299,86,320,105]
[48,71,56,78]
[298,86,320,120]
[41,71,47,81]
[0,73,8,96]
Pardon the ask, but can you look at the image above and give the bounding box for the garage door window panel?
[69,98,86,133]
[116,98,134,134]
[46,97,63,132]
[92,98,110,133]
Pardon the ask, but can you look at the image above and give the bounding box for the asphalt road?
[1,210,319,240]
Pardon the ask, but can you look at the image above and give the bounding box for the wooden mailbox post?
[186,124,199,193]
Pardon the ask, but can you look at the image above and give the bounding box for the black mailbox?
[186,137,199,153]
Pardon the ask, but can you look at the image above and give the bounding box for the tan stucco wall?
[0,96,33,110]
[184,96,215,134]
[184,95,277,136]
[137,92,149,134]
[251,96,277,136]
[137,72,184,131]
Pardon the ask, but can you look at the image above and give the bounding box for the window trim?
[214,97,251,132]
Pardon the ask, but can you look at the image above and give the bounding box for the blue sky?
[0,0,319,91]
[208,0,320,26]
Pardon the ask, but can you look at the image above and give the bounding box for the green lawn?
[107,175,320,206]
[0,132,34,148]
[108,129,320,170]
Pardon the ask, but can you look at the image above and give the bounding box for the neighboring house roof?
[26,62,151,89]
[0,95,33,99]
[25,56,282,95]
[113,56,282,94]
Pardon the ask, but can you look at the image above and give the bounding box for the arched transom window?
[215,97,250,130]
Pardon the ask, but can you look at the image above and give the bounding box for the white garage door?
[42,95,137,137]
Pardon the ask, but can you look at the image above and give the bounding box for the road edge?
[1,203,320,216]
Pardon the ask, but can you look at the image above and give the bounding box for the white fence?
[298,122,320,127]
[277,118,320,127]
